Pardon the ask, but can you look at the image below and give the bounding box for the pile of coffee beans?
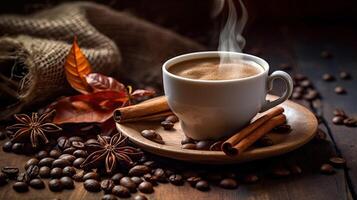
[332,108,357,127]
[290,74,320,102]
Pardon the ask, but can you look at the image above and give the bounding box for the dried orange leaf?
[85,73,126,93]
[64,36,92,94]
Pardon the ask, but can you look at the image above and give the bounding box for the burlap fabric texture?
[0,2,203,120]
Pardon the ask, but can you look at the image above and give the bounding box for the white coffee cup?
[162,51,293,140]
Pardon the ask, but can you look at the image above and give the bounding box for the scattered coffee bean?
[130,177,143,186]
[101,179,115,193]
[57,138,71,150]
[73,170,84,182]
[111,173,124,184]
[153,168,167,183]
[195,180,210,191]
[209,141,223,151]
[2,166,19,178]
[320,50,333,59]
[187,176,202,187]
[169,174,184,185]
[303,89,319,101]
[333,108,346,117]
[26,165,39,179]
[2,141,13,152]
[129,165,150,177]
[219,178,238,189]
[272,167,290,177]
[315,129,327,141]
[138,181,153,193]
[143,173,158,185]
[335,86,346,94]
[161,120,174,130]
[25,158,39,169]
[112,185,131,198]
[73,157,85,168]
[83,172,100,181]
[255,136,274,147]
[68,136,83,143]
[49,179,63,192]
[49,149,62,158]
[62,166,76,177]
[102,194,118,200]
[340,71,351,80]
[292,92,302,100]
[50,167,62,179]
[141,129,165,144]
[182,143,196,150]
[332,116,345,125]
[39,166,51,178]
[120,177,137,192]
[273,124,292,133]
[181,136,195,145]
[300,80,312,88]
[0,173,8,186]
[13,181,29,192]
[293,74,307,81]
[322,73,335,81]
[17,172,29,183]
[73,149,87,158]
[84,179,101,192]
[35,150,48,159]
[294,86,304,93]
[243,174,259,183]
[38,157,55,167]
[60,176,74,189]
[59,154,77,163]
[52,159,71,168]
[29,178,45,189]
[71,141,85,149]
[63,147,76,154]
[196,140,213,150]
[320,163,335,174]
[344,117,357,127]
[134,194,148,200]
[329,157,346,167]
[166,115,179,123]
[12,143,24,154]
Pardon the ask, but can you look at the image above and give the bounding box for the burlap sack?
[0,2,203,120]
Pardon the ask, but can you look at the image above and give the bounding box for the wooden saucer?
[116,95,318,164]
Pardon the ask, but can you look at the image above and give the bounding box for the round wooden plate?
[116,95,318,164]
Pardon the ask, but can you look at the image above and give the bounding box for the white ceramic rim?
[163,51,270,83]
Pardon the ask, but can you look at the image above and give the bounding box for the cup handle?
[260,70,293,112]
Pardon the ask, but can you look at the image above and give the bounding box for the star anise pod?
[81,132,143,173]
[6,110,62,147]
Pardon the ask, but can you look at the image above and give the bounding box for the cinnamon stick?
[223,114,286,156]
[222,107,284,153]
[114,96,170,123]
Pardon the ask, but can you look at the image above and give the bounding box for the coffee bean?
[17,172,29,183]
[187,176,202,187]
[0,173,8,186]
[2,141,13,152]
[13,181,28,192]
[58,138,71,150]
[209,141,223,151]
[62,166,76,177]
[26,165,39,179]
[38,157,55,167]
[196,140,213,150]
[153,168,167,183]
[29,178,45,189]
[50,167,62,178]
[195,180,210,191]
[140,130,156,139]
[168,174,183,185]
[332,116,345,125]
[138,181,153,193]
[243,174,259,183]
[335,86,346,94]
[102,194,118,200]
[0,131,7,140]
[72,141,85,149]
[84,179,101,192]
[85,138,98,145]
[340,71,351,80]
[60,176,74,189]
[73,157,85,168]
[255,136,274,147]
[73,170,84,182]
[131,176,143,185]
[272,167,290,177]
[300,80,312,88]
[289,165,302,175]
[111,173,124,184]
[320,163,335,174]
[182,143,196,150]
[143,173,158,185]
[161,120,174,130]
[294,86,304,93]
[181,136,195,145]
[63,147,76,154]
[68,136,84,143]
[49,179,63,191]
[293,74,307,81]
[12,143,24,154]
[25,158,39,170]
[292,92,302,100]
[273,124,292,133]
[322,73,335,81]
[315,129,327,141]
[134,194,148,200]
[344,117,357,127]
[320,50,333,59]
[49,149,62,158]
[165,169,175,177]
[129,165,150,176]
[35,150,48,159]
[52,159,71,168]
[112,185,131,198]
[2,167,19,178]
[303,89,319,101]
[59,154,77,163]
[329,156,346,167]
[73,149,87,158]
[120,177,137,192]
[38,166,50,178]
[333,108,346,117]
[219,178,238,189]
[166,115,179,123]
[83,172,100,181]
[101,179,115,193]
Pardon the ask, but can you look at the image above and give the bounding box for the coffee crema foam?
[169,57,263,80]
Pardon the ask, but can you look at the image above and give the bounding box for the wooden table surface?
[0,21,356,200]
